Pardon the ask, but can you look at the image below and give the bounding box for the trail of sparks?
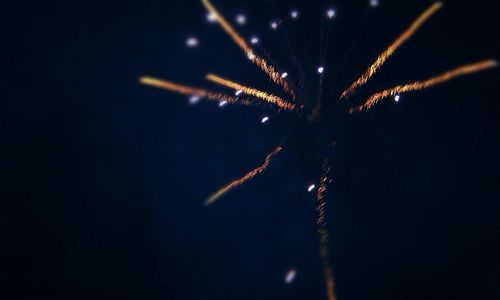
[201,0,297,100]
[204,145,283,206]
[139,76,256,107]
[206,74,297,111]
[341,2,443,99]
[350,59,498,112]
[316,162,336,300]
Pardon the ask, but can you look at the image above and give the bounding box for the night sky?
[2,0,500,299]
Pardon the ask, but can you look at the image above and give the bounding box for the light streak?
[139,76,255,107]
[204,145,283,206]
[308,184,316,192]
[261,116,269,123]
[206,73,297,111]
[316,162,336,300]
[201,0,297,99]
[350,59,498,112]
[341,2,444,99]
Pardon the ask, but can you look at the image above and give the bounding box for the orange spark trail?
[206,74,297,111]
[341,2,443,99]
[316,162,336,300]
[139,76,255,106]
[350,59,498,112]
[201,0,297,99]
[204,145,282,206]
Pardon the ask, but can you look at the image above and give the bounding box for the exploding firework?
[139,1,496,299]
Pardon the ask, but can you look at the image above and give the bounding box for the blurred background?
[2,0,499,299]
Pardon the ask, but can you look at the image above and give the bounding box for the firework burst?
[139,1,496,299]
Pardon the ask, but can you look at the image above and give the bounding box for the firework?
[140,1,496,299]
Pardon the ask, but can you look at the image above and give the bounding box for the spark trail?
[201,0,297,99]
[316,162,336,300]
[206,74,297,111]
[204,145,283,206]
[341,2,444,99]
[350,59,498,112]
[139,76,255,106]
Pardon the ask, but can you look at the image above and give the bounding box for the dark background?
[2,0,499,299]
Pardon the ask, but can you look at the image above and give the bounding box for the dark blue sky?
[2,0,499,299]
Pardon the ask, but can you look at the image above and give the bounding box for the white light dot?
[186,37,199,48]
[394,95,400,102]
[326,8,336,19]
[261,116,269,124]
[236,14,246,25]
[281,72,288,78]
[290,10,299,19]
[250,36,259,44]
[248,52,256,61]
[369,0,379,8]
[307,184,316,192]
[284,269,297,284]
[270,21,278,30]
[235,89,243,96]
[317,66,325,74]
[188,95,200,104]
[207,12,217,23]
[219,100,228,107]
